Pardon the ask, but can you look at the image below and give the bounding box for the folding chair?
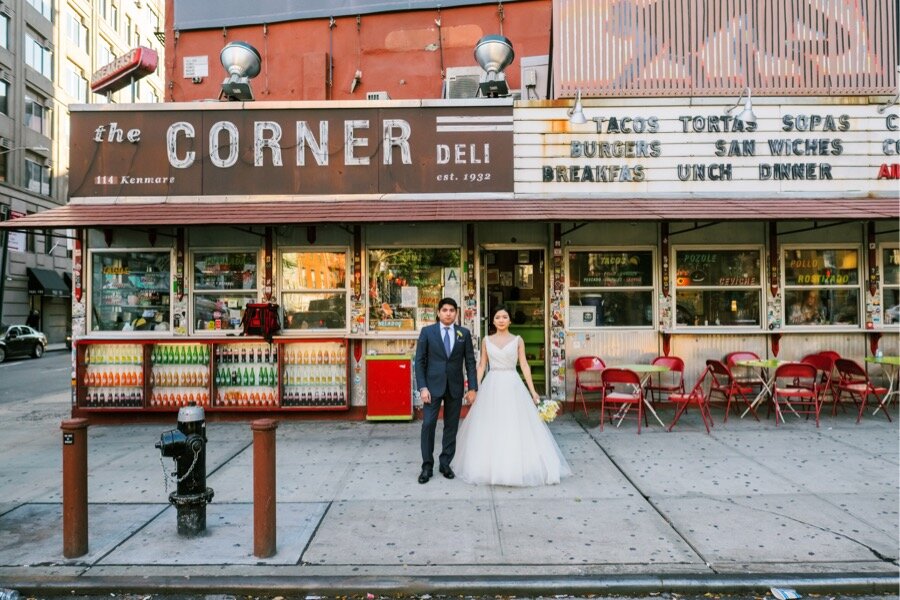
[599,368,645,434]
[646,355,685,405]
[573,356,606,417]
[800,353,839,415]
[724,351,764,392]
[834,358,891,423]
[668,365,713,433]
[706,359,759,422]
[773,362,822,426]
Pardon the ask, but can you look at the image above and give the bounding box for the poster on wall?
[6,211,25,253]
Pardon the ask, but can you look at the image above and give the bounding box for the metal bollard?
[61,418,89,558]
[252,418,277,558]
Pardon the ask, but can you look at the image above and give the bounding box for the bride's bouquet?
[536,398,561,423]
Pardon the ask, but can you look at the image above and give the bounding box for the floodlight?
[474,35,514,97]
[220,41,261,101]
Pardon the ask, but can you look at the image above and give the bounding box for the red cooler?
[365,355,413,420]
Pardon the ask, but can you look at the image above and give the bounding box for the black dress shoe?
[418,469,432,484]
[439,465,455,479]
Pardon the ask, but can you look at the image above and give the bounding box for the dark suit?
[414,322,478,471]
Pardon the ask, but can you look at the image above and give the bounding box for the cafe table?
[735,358,800,419]
[614,363,669,427]
[865,355,900,415]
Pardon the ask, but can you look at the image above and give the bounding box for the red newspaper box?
[365,355,413,420]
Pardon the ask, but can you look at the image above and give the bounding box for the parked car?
[0,324,48,362]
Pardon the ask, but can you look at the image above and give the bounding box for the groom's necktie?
[443,327,452,356]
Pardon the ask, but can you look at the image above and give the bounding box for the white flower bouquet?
[536,398,561,423]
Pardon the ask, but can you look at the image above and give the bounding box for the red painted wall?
[164,1,551,102]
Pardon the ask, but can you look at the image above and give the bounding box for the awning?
[0,197,897,229]
[27,268,71,298]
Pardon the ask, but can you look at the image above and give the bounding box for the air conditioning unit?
[442,66,483,99]
[366,91,390,100]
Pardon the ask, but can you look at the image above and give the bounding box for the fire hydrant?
[155,404,214,537]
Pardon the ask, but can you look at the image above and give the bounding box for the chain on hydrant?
[155,403,214,537]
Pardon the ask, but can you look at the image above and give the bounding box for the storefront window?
[568,249,654,327]
[91,251,171,332]
[674,248,762,327]
[280,250,348,330]
[783,247,860,326]
[192,251,258,332]
[881,246,899,326]
[368,247,461,332]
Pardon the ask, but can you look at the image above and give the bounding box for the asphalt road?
[0,348,71,404]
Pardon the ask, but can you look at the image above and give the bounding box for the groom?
[414,297,478,484]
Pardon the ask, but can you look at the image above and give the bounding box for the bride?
[452,305,572,486]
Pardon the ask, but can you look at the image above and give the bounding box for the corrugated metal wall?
[554,0,898,97]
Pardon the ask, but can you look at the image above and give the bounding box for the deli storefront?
[2,98,896,419]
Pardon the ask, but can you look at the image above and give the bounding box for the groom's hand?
[465,390,476,404]
[420,388,431,404]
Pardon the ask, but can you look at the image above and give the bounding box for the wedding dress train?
[452,336,572,486]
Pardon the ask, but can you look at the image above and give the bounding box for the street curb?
[4,573,899,597]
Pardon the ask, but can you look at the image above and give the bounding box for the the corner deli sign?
[68,105,514,197]
[90,46,159,95]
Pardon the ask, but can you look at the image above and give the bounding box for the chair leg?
[668,402,687,432]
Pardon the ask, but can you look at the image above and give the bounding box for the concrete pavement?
[0,385,897,597]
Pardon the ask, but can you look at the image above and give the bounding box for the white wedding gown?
[452,335,572,487]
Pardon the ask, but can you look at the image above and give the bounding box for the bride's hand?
[531,391,540,404]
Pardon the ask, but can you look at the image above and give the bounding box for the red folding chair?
[773,362,822,426]
[573,356,606,417]
[599,368,645,434]
[834,358,891,423]
[706,359,759,422]
[800,353,839,415]
[724,351,764,392]
[646,355,685,405]
[668,365,713,434]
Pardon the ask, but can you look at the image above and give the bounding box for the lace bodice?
[485,335,519,370]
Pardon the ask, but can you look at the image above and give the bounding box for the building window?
[66,9,89,53]
[0,81,8,116]
[24,158,51,195]
[25,34,53,79]
[125,16,132,45]
[27,0,52,21]
[65,60,88,103]
[368,247,461,332]
[90,250,171,332]
[881,245,899,326]
[0,152,7,183]
[25,93,51,135]
[97,37,114,68]
[128,78,140,102]
[567,249,655,328]
[26,212,35,252]
[280,250,348,331]
[783,247,860,327]
[0,15,9,49]
[674,247,762,327]
[191,251,259,333]
[109,2,118,30]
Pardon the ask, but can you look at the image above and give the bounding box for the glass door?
[481,248,546,393]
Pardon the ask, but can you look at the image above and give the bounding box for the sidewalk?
[0,389,897,597]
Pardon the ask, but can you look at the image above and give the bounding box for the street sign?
[91,46,158,95]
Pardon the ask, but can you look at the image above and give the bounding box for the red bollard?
[61,418,89,558]
[252,418,277,558]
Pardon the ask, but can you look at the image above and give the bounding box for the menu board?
[569,251,653,287]
[194,252,257,290]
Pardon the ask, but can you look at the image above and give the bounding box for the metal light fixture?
[725,86,757,125]
[220,41,261,101]
[567,89,587,125]
[474,34,514,97]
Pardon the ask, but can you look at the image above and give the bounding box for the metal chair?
[773,362,822,426]
[800,353,839,415]
[834,358,891,423]
[599,368,645,434]
[573,356,606,417]
[668,365,713,434]
[706,359,759,422]
[645,355,685,405]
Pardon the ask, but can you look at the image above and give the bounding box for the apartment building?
[0,0,164,343]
